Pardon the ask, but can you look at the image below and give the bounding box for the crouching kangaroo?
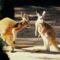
[0,13,30,52]
[35,10,60,52]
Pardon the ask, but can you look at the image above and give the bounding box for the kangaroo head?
[14,13,31,32]
[20,19,31,28]
[20,13,31,28]
[36,10,46,23]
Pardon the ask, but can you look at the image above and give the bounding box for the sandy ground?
[7,48,60,60]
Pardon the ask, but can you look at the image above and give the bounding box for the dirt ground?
[7,48,60,60]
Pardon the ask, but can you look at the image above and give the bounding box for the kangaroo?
[0,13,30,52]
[35,10,60,52]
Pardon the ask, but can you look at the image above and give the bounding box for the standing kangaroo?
[0,13,30,52]
[35,11,60,52]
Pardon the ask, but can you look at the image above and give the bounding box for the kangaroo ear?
[36,11,38,14]
[42,11,46,17]
[36,11,41,17]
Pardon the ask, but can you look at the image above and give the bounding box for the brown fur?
[0,16,30,52]
[38,22,58,48]
[35,11,60,52]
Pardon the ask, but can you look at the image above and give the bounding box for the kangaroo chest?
[38,23,45,34]
[38,23,48,38]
